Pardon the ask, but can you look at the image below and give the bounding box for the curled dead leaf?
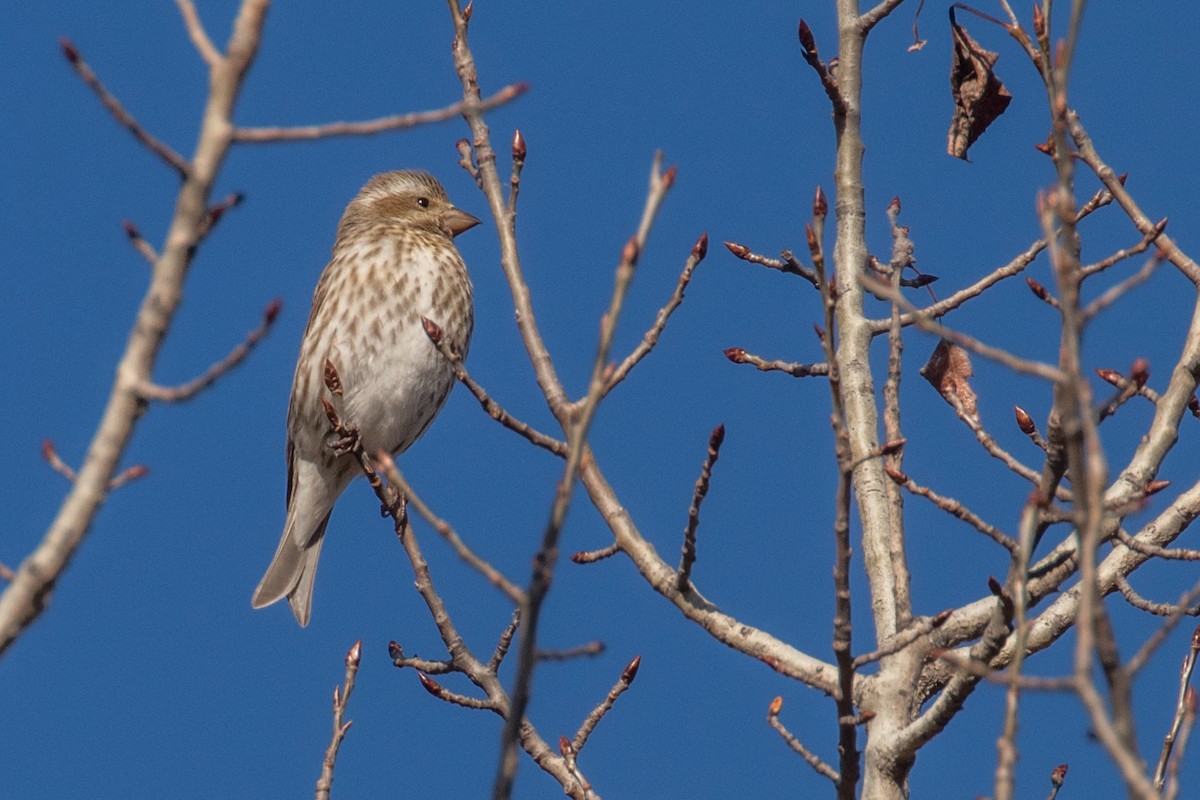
[946,8,1012,160]
[920,338,978,417]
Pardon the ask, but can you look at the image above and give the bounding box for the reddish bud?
[709,423,726,449]
[1034,133,1055,156]
[1014,405,1036,434]
[724,240,750,259]
[987,576,1004,596]
[661,164,678,190]
[1025,277,1052,301]
[768,695,784,716]
[813,186,827,219]
[805,223,818,253]
[723,347,747,364]
[388,640,404,660]
[884,465,909,484]
[621,654,642,685]
[692,231,709,261]
[1130,357,1150,388]
[1095,368,1122,386]
[1153,217,1169,236]
[1144,480,1170,496]
[41,439,55,461]
[263,297,283,324]
[1188,687,1199,714]
[622,235,640,266]
[420,316,445,345]
[123,465,150,480]
[813,323,826,342]
[1190,395,1200,415]
[121,220,140,240]
[346,639,362,669]
[512,129,526,162]
[417,673,442,696]
[1031,4,1046,39]
[888,196,901,216]
[1117,172,1129,186]
[932,609,953,627]
[462,0,473,22]
[880,438,906,456]
[558,736,573,756]
[59,37,80,64]
[797,19,816,55]
[1050,763,1068,787]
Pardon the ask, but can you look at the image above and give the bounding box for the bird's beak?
[444,207,482,237]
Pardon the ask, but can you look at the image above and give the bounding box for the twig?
[121,219,158,265]
[314,640,361,800]
[1081,220,1167,278]
[723,348,830,378]
[174,0,222,68]
[797,19,845,114]
[40,440,77,483]
[381,458,524,603]
[1082,254,1161,322]
[852,610,952,668]
[884,466,1016,552]
[421,318,567,457]
[723,241,820,288]
[1046,763,1069,800]
[58,38,191,177]
[767,696,840,783]
[676,424,725,591]
[570,544,621,564]
[537,641,605,663]
[138,298,282,403]
[571,655,641,754]
[862,273,1065,382]
[605,232,708,395]
[233,83,530,143]
[1116,576,1200,617]
[1155,625,1200,790]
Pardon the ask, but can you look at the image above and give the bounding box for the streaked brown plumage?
[252,170,478,626]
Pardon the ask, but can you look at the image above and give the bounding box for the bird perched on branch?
[252,170,479,626]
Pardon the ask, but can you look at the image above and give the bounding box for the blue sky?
[5,2,1200,797]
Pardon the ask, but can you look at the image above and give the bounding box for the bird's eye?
[416,197,430,209]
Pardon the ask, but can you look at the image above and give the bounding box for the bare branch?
[233,83,530,143]
[59,38,191,177]
[174,0,222,67]
[314,640,361,800]
[138,298,282,403]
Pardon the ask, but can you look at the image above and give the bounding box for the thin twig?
[767,696,840,783]
[234,83,530,143]
[676,424,725,591]
[1155,625,1200,790]
[884,466,1016,552]
[723,348,830,378]
[58,38,191,177]
[421,318,567,457]
[571,655,640,754]
[138,298,282,403]
[314,640,361,800]
[121,219,158,265]
[174,0,222,67]
[605,232,708,395]
[383,459,524,603]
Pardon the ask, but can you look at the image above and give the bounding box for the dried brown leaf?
[946,8,1012,160]
[920,338,978,417]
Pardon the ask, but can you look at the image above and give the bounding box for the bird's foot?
[326,423,362,457]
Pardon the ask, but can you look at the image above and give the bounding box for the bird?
[252,170,479,626]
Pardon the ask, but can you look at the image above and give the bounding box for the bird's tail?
[251,513,330,627]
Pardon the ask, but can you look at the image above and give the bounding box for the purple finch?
[252,170,479,626]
